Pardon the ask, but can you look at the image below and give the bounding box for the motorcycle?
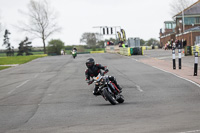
[72,50,77,59]
[92,73,124,105]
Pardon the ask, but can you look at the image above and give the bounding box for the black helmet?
[86,58,95,68]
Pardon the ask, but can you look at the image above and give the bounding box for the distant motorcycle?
[92,73,124,105]
[72,50,77,59]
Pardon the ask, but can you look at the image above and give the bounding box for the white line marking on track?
[16,80,29,88]
[136,85,144,92]
[152,66,200,88]
[7,89,16,95]
[126,55,200,88]
[8,80,30,94]
[178,130,200,133]
[34,74,39,78]
[41,69,46,72]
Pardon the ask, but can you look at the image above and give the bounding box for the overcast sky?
[0,0,193,49]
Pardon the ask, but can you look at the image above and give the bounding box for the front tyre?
[103,89,117,105]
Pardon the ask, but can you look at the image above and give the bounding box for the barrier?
[119,48,131,56]
[105,45,120,54]
[106,45,145,56]
[130,47,143,55]
[141,46,159,50]
[194,52,198,76]
[172,48,176,69]
[90,51,105,54]
[178,48,182,69]
[191,46,200,56]
[184,46,191,56]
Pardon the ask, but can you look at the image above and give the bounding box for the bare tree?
[80,32,101,48]
[0,12,2,33]
[0,23,2,33]
[0,20,2,33]
[170,0,198,16]
[18,0,61,54]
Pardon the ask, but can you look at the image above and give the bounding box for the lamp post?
[182,10,185,33]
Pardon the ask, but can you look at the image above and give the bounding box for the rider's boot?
[116,84,122,93]
[113,81,122,93]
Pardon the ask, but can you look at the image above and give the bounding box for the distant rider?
[85,58,122,95]
[72,47,77,52]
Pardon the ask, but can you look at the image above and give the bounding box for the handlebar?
[103,71,108,76]
[87,79,94,85]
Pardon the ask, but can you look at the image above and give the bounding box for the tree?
[96,40,105,48]
[80,32,98,48]
[17,37,33,56]
[47,39,64,55]
[0,20,2,33]
[146,38,159,46]
[0,13,4,36]
[140,39,146,46]
[2,29,14,56]
[170,0,197,15]
[18,0,61,54]
[0,12,2,33]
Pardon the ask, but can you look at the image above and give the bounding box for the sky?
[0,0,190,49]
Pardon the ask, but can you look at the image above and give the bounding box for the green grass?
[0,51,44,57]
[0,66,11,70]
[0,54,47,65]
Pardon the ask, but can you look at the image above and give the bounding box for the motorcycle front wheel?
[103,89,117,105]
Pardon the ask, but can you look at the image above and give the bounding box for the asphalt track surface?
[0,52,200,133]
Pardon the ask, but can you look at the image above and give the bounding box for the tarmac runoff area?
[132,54,200,87]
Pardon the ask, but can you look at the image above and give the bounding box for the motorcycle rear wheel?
[117,95,124,103]
[103,89,117,105]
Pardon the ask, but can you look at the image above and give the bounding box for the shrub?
[47,39,65,55]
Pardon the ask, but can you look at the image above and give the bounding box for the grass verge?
[0,54,47,65]
[0,66,11,70]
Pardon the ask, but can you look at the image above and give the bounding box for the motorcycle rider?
[72,47,77,52]
[85,58,122,95]
[72,47,77,51]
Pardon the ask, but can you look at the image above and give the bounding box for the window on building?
[196,36,200,45]
[184,17,200,25]
[165,22,176,29]
[172,23,176,29]
[196,17,200,24]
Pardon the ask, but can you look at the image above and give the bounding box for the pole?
[178,48,182,69]
[182,10,185,33]
[172,48,176,69]
[194,52,198,76]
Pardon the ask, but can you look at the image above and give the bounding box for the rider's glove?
[105,68,109,73]
[86,80,93,85]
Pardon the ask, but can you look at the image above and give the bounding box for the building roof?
[185,26,200,32]
[174,0,200,17]
[164,21,175,23]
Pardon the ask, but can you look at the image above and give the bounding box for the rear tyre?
[103,89,117,105]
[117,95,124,103]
